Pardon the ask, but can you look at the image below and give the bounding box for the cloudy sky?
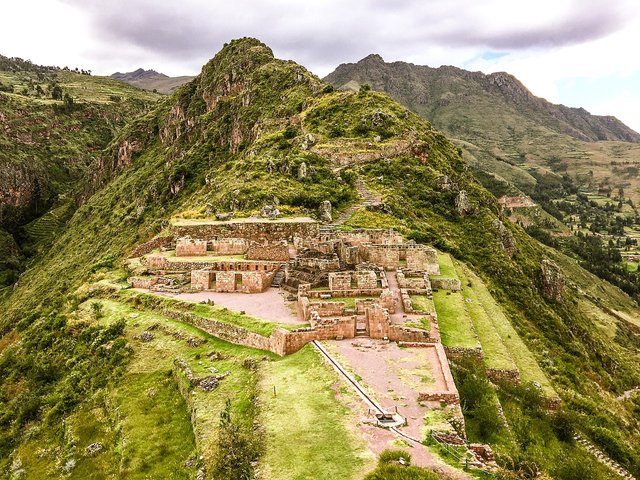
[2,0,639,132]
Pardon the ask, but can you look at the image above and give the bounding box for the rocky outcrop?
[318,200,332,223]
[454,190,471,216]
[540,259,565,302]
[492,218,516,257]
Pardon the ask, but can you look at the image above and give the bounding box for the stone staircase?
[270,264,286,288]
[574,433,636,480]
[333,178,383,225]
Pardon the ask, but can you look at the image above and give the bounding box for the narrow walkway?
[384,271,406,323]
[574,434,636,480]
[333,177,383,225]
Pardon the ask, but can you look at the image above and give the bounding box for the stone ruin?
[126,219,464,350]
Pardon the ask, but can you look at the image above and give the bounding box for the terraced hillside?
[1,39,639,479]
[0,57,160,285]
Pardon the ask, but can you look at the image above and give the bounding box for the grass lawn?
[410,295,436,313]
[405,316,431,331]
[453,265,556,397]
[432,252,459,280]
[79,299,271,472]
[456,265,517,372]
[259,345,374,480]
[432,290,480,349]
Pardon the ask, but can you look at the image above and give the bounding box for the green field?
[455,264,556,397]
[432,289,480,349]
[456,265,517,372]
[259,346,374,479]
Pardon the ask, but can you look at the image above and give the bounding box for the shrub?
[90,301,104,319]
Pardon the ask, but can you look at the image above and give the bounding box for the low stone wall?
[129,236,174,258]
[486,368,521,383]
[390,326,438,343]
[176,237,208,257]
[172,220,319,242]
[309,301,346,319]
[444,346,484,360]
[431,278,462,291]
[146,258,280,273]
[417,391,460,405]
[246,242,290,261]
[305,288,383,299]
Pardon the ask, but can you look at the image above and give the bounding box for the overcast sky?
[2,0,639,132]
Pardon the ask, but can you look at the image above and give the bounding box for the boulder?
[540,259,565,302]
[455,190,471,215]
[260,204,280,219]
[318,200,332,223]
[492,218,516,257]
[298,161,307,179]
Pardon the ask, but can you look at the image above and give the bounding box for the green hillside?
[1,39,639,479]
[0,57,160,285]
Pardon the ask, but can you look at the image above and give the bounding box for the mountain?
[110,68,194,94]
[0,57,160,286]
[326,54,640,303]
[325,54,640,201]
[1,39,639,479]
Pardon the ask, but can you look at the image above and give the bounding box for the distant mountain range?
[325,54,640,201]
[110,68,194,94]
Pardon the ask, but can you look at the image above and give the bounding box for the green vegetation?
[2,38,640,478]
[342,208,407,231]
[432,290,480,349]
[410,295,436,313]
[260,345,373,479]
[433,252,458,279]
[364,450,443,479]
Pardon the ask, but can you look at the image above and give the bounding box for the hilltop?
[110,68,194,94]
[326,54,640,303]
[1,39,639,479]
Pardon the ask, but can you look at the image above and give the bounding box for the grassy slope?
[259,345,374,479]
[1,38,640,478]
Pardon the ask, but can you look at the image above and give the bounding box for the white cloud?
[1,0,639,132]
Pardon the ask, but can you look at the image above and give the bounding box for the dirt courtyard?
[322,339,467,477]
[163,288,305,324]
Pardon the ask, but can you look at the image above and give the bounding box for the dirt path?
[333,178,383,225]
[165,289,304,324]
[323,339,469,479]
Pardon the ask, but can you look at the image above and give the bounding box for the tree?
[51,84,63,100]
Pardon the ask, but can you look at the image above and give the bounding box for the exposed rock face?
[318,200,332,223]
[260,204,280,219]
[540,259,565,302]
[492,218,516,257]
[437,174,453,192]
[455,190,471,216]
[298,161,307,179]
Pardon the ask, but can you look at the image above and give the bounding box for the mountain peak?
[360,53,385,64]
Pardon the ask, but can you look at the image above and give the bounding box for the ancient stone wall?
[210,238,248,255]
[354,270,378,289]
[295,254,340,271]
[191,270,213,290]
[145,254,168,268]
[365,245,400,270]
[175,237,208,257]
[308,301,346,319]
[366,303,390,338]
[129,236,174,258]
[172,220,319,242]
[328,272,352,291]
[406,246,439,273]
[431,278,461,291]
[390,326,438,343]
[486,368,521,383]
[246,241,290,261]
